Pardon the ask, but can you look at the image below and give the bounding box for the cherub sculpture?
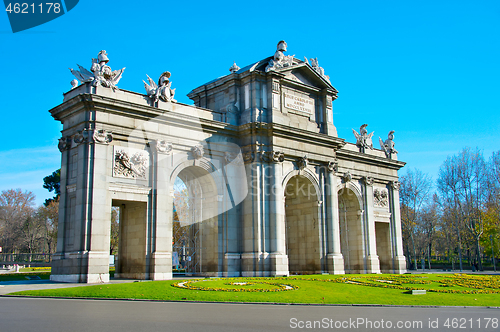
[379,130,398,158]
[143,71,176,102]
[69,50,125,91]
[352,124,374,150]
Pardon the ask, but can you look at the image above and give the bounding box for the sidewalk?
[0,278,139,296]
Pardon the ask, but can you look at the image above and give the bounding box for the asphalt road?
[0,297,499,332]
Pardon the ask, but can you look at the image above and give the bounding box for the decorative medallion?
[58,137,71,152]
[154,140,172,154]
[93,129,112,144]
[73,129,89,144]
[327,159,338,173]
[362,176,374,186]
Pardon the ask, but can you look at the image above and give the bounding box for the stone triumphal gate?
[50,42,406,283]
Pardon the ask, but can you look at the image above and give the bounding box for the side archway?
[337,184,365,273]
[283,172,322,274]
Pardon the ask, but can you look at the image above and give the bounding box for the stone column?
[325,163,344,274]
[390,181,407,273]
[149,140,173,280]
[50,136,71,279]
[86,130,114,283]
[241,154,261,276]
[363,177,381,274]
[269,154,288,276]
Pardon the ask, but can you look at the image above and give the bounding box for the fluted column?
[325,162,344,274]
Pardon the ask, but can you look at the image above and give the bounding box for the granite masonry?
[50,43,406,283]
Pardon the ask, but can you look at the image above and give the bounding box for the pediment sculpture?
[69,50,125,91]
[265,40,295,72]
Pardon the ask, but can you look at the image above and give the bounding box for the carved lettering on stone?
[113,147,149,180]
[374,188,389,208]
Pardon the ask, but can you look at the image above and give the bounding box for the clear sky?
[1,0,499,206]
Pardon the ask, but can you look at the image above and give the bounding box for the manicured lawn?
[8,274,500,307]
[0,272,51,281]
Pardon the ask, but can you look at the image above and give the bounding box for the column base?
[270,252,289,277]
[326,253,345,274]
[150,252,172,280]
[366,255,381,274]
[393,255,407,274]
[223,253,241,277]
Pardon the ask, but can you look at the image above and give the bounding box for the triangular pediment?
[276,63,338,93]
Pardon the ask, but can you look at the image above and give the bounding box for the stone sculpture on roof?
[379,130,398,158]
[143,71,176,103]
[352,124,374,150]
[69,50,125,91]
[265,40,295,72]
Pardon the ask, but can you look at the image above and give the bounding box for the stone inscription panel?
[283,91,315,115]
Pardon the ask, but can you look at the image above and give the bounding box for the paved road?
[0,297,498,332]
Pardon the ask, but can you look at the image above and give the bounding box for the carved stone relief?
[390,181,400,191]
[58,137,71,152]
[298,156,308,170]
[73,129,89,144]
[374,188,389,208]
[262,151,285,163]
[113,147,149,180]
[93,129,112,144]
[342,171,352,183]
[154,140,172,154]
[327,159,338,173]
[191,145,204,159]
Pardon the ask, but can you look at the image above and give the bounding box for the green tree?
[43,169,60,206]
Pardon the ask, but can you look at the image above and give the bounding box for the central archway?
[284,174,321,274]
[171,164,219,275]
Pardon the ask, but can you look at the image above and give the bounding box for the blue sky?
[1,0,499,206]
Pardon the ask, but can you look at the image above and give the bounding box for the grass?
[7,274,500,307]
